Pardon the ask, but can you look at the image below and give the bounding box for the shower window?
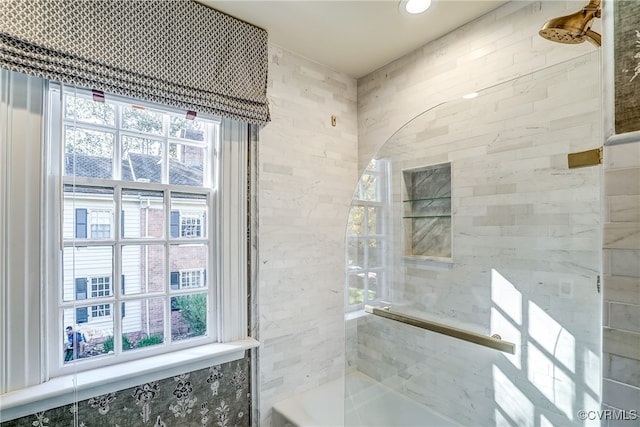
[346,160,390,311]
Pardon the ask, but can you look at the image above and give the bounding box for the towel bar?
[364,305,516,354]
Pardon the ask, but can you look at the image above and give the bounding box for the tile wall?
[602,141,640,426]
[257,45,358,426]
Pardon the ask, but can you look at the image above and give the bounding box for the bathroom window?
[46,84,234,375]
[346,160,390,311]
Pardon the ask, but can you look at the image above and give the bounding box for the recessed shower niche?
[402,162,451,260]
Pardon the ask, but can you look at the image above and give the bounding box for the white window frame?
[50,84,222,376]
[89,210,111,239]
[90,276,112,298]
[0,72,257,421]
[90,303,111,319]
[180,212,203,238]
[180,268,204,289]
[346,160,391,312]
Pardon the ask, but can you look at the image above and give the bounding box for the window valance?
[0,0,269,125]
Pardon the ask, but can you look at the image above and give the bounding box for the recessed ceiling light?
[400,0,432,15]
[462,92,478,99]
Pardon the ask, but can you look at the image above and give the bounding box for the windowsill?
[0,338,259,423]
[345,308,369,321]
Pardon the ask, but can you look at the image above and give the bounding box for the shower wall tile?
[604,354,640,389]
[603,139,640,413]
[258,45,357,426]
[604,327,640,361]
[604,276,640,305]
[357,1,597,175]
[608,195,640,223]
[609,303,640,334]
[603,223,640,249]
[602,379,640,412]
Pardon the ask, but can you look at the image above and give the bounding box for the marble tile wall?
[352,54,602,426]
[357,0,599,175]
[257,45,358,426]
[602,141,640,425]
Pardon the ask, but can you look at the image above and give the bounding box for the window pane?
[64,94,115,127]
[347,207,364,235]
[368,238,381,265]
[122,298,165,352]
[347,275,365,305]
[64,127,114,178]
[63,307,113,362]
[359,173,378,201]
[122,189,165,239]
[347,238,363,269]
[122,245,165,295]
[171,293,207,341]
[121,106,163,135]
[169,143,205,187]
[63,186,114,240]
[122,135,164,183]
[170,193,208,239]
[367,207,379,235]
[169,244,208,289]
[169,116,207,140]
[63,246,113,302]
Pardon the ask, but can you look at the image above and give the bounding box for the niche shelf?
[402,163,452,261]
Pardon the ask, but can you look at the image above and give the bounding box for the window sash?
[49,84,220,376]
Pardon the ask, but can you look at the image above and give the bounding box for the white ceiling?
[198,0,509,79]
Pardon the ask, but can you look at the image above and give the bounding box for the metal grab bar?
[364,305,516,354]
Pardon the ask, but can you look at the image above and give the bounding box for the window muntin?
[346,160,390,311]
[53,84,219,371]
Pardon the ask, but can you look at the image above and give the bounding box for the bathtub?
[272,371,461,427]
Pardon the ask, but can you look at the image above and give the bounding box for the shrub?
[137,335,164,348]
[174,294,207,336]
[103,335,132,353]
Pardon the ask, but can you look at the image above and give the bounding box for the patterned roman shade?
[0,0,269,125]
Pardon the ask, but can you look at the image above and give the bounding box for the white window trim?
[345,160,391,312]
[0,73,258,419]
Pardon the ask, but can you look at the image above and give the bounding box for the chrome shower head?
[539,0,602,47]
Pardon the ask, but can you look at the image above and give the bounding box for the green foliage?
[348,287,377,305]
[174,294,207,336]
[137,335,164,348]
[103,335,132,353]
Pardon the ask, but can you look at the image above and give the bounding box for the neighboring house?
[62,151,207,344]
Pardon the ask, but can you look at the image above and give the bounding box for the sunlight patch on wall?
[493,365,535,427]
[490,269,523,368]
[528,302,576,374]
[527,342,576,419]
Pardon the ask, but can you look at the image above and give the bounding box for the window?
[1,69,253,403]
[171,211,204,238]
[90,276,112,298]
[91,304,111,319]
[90,210,112,239]
[346,160,390,311]
[45,83,246,375]
[180,269,205,289]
